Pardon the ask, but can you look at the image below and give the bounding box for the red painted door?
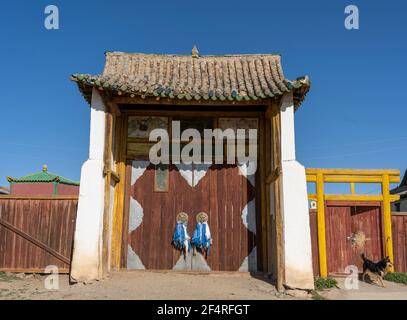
[123,161,258,272]
[325,202,384,275]
[325,205,353,275]
[350,206,383,271]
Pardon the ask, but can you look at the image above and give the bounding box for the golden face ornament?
[196,212,208,223]
[177,212,189,224]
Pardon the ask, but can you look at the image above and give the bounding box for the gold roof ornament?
[191,45,199,58]
[43,164,48,172]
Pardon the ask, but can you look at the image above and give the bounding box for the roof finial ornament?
[43,164,48,172]
[191,45,199,58]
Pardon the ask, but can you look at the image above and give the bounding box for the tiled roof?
[391,169,407,195]
[71,50,310,108]
[7,165,79,186]
[0,186,9,195]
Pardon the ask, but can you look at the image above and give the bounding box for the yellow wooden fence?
[306,168,400,278]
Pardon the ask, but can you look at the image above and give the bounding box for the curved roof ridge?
[7,168,79,186]
[72,50,310,108]
[104,51,282,58]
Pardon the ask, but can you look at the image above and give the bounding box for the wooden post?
[259,115,268,273]
[316,172,328,278]
[264,111,273,275]
[102,111,114,275]
[306,168,400,277]
[110,115,128,270]
[271,101,284,291]
[350,182,355,194]
[382,174,394,272]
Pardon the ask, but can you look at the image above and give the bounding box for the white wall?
[70,88,107,282]
[279,93,315,290]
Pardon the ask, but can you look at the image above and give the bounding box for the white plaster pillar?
[70,88,106,282]
[279,92,315,290]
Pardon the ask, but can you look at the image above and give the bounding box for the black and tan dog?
[361,254,393,287]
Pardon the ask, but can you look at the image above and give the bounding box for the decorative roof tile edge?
[71,50,311,109]
[7,173,80,186]
[0,186,10,194]
[71,73,310,108]
[104,51,283,58]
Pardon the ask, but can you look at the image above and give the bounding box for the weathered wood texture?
[0,197,77,273]
[309,210,320,277]
[124,163,258,271]
[325,203,383,275]
[257,116,267,272]
[309,204,407,275]
[111,115,128,270]
[271,101,284,290]
[392,213,407,272]
[102,111,114,275]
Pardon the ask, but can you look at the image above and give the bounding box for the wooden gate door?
[325,202,384,275]
[0,197,77,273]
[350,205,383,270]
[123,160,258,272]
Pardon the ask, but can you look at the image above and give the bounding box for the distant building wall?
[11,183,55,196]
[10,183,79,196]
[57,184,79,196]
[392,198,407,212]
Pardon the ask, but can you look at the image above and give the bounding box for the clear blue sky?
[1,0,406,193]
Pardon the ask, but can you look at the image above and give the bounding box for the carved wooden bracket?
[266,166,282,184]
[103,166,120,183]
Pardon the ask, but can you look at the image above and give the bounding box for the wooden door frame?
[110,114,128,270]
[306,168,400,277]
[110,105,274,272]
[264,99,284,290]
[120,160,133,268]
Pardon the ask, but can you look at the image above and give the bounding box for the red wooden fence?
[0,196,78,273]
[309,210,320,277]
[392,213,407,273]
[310,209,407,277]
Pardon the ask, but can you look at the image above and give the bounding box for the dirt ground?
[320,277,407,300]
[1,271,407,300]
[0,271,290,300]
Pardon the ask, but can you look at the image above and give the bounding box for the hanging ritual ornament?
[348,230,370,253]
[192,212,212,258]
[171,212,191,258]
